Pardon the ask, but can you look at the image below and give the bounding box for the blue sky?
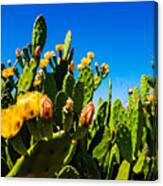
[1,2,156,106]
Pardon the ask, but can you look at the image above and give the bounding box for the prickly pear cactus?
[32,15,47,55]
[1,14,157,180]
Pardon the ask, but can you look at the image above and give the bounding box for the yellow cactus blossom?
[77,64,83,71]
[39,58,49,68]
[1,105,24,139]
[33,78,42,87]
[87,52,95,60]
[2,67,15,78]
[1,91,53,139]
[55,44,64,52]
[102,63,109,74]
[68,61,75,72]
[17,91,43,120]
[81,57,91,65]
[146,95,154,103]
[44,51,55,60]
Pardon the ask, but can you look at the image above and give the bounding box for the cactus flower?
[16,48,21,57]
[77,64,83,71]
[146,95,154,103]
[63,97,74,113]
[40,95,53,120]
[33,78,42,87]
[87,52,95,60]
[55,44,64,52]
[2,67,15,78]
[102,63,109,74]
[81,57,91,65]
[44,51,55,60]
[68,61,75,72]
[80,102,95,126]
[35,46,41,58]
[39,58,49,68]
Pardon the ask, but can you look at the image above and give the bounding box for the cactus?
[7,131,70,177]
[116,124,132,162]
[78,65,94,106]
[1,15,157,180]
[63,30,72,60]
[32,15,47,56]
[115,160,130,180]
[57,165,79,178]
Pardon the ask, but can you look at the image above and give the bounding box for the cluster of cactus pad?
[1,15,157,180]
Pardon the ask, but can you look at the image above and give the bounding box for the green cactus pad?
[133,145,148,174]
[10,134,27,155]
[62,72,75,98]
[7,131,71,177]
[94,74,102,90]
[93,127,111,167]
[72,152,101,179]
[115,160,130,180]
[78,65,94,106]
[63,30,72,60]
[54,91,67,126]
[32,15,47,55]
[43,73,57,102]
[116,124,132,162]
[18,58,38,93]
[141,75,149,103]
[57,165,79,178]
[72,80,84,115]
[109,99,125,130]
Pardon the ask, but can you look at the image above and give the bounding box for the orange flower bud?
[16,48,21,57]
[80,102,95,126]
[40,95,53,120]
[63,98,74,113]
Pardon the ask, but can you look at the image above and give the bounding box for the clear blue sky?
[1,1,156,106]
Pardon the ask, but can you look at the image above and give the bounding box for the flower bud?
[16,48,21,57]
[35,46,41,58]
[80,102,95,126]
[40,95,53,120]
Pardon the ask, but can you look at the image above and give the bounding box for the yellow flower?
[1,105,24,139]
[2,67,15,78]
[44,51,55,60]
[146,95,154,103]
[55,44,64,52]
[17,91,42,120]
[33,78,42,87]
[81,57,91,65]
[68,61,75,72]
[87,52,95,60]
[77,64,83,71]
[63,97,74,113]
[39,58,49,68]
[102,63,109,74]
